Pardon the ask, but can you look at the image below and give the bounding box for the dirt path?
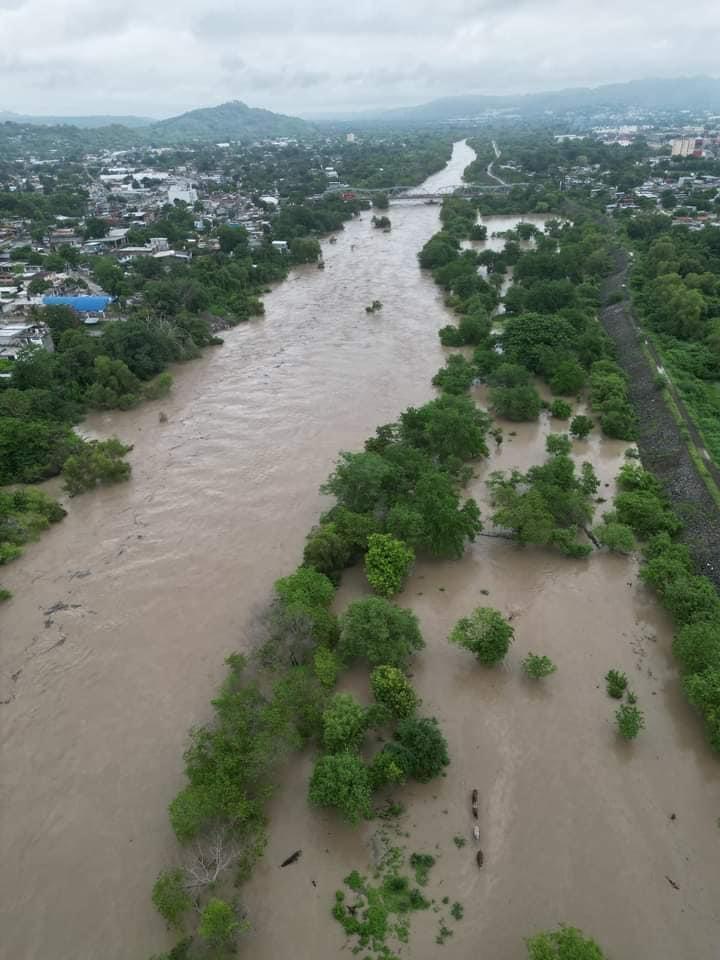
[600,249,720,584]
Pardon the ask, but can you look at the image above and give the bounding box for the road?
[486,140,506,186]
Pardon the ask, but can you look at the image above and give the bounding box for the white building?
[0,320,52,360]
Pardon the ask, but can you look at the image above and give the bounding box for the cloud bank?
[1,0,719,116]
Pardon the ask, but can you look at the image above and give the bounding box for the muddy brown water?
[2,142,720,960]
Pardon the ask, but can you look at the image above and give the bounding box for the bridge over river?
[324,181,530,201]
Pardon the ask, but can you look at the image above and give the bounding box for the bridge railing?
[323,183,530,199]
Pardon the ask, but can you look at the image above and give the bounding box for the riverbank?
[600,249,720,586]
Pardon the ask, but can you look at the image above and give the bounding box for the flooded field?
[1,141,719,960]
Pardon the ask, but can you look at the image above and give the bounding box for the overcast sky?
[2,0,719,118]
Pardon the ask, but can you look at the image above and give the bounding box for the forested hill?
[152,100,310,142]
[362,76,720,125]
[0,101,312,156]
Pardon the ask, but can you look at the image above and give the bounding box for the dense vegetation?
[421,200,637,444]
[597,462,720,750]
[0,488,66,600]
[488,438,600,557]
[628,215,720,465]
[150,308,493,952]
[332,134,453,189]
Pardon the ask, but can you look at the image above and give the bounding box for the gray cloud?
[1,0,719,117]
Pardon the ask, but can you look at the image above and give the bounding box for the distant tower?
[346,132,356,143]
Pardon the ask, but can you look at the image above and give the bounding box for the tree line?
[626,213,720,465]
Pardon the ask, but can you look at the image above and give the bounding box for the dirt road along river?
[1,141,719,960]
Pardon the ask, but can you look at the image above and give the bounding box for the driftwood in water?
[280,850,302,867]
[476,850,484,869]
[582,525,601,548]
[471,788,479,819]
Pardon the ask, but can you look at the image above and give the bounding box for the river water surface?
[2,142,720,960]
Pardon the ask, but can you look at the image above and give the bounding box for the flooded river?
[2,141,720,960]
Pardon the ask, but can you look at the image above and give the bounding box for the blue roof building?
[43,295,113,313]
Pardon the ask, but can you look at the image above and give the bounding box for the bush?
[308,752,373,823]
[323,506,380,559]
[368,749,407,790]
[613,490,682,540]
[0,487,66,567]
[593,518,635,554]
[143,371,173,400]
[546,433,572,456]
[314,645,341,688]
[303,523,352,582]
[615,703,645,740]
[339,597,424,668]
[683,668,720,751]
[152,869,191,928]
[439,324,464,347]
[198,898,242,947]
[168,785,215,843]
[526,925,606,959]
[275,565,335,612]
[522,652,557,679]
[432,354,477,394]
[661,574,720,626]
[62,436,132,495]
[550,398,572,419]
[271,565,339,650]
[449,606,513,665]
[605,669,628,699]
[364,533,414,598]
[371,665,419,719]
[550,358,585,395]
[569,415,593,439]
[323,693,368,753]
[489,384,542,421]
[487,362,531,388]
[672,622,720,675]
[388,716,450,783]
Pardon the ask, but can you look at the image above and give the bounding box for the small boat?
[329,236,337,244]
[317,260,325,270]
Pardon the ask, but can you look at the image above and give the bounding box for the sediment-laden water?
[1,141,719,960]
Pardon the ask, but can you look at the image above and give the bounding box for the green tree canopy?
[322,693,368,753]
[449,606,514,665]
[338,597,424,668]
[308,752,373,823]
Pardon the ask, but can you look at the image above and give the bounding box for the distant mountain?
[0,100,311,144]
[345,76,720,126]
[150,100,310,142]
[0,110,154,129]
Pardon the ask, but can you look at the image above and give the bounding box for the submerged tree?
[308,752,373,823]
[449,607,514,665]
[526,925,607,959]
